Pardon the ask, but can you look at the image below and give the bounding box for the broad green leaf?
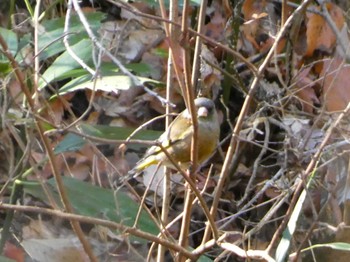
[16,34,33,65]
[197,255,213,262]
[22,177,160,241]
[58,73,164,95]
[152,47,169,58]
[0,27,18,74]
[50,68,91,81]
[54,133,86,154]
[53,124,161,154]
[0,27,18,57]
[0,62,10,75]
[39,39,93,90]
[0,255,16,262]
[58,74,130,94]
[50,62,153,85]
[135,0,200,7]
[126,62,153,75]
[94,62,153,76]
[38,12,105,61]
[79,123,161,141]
[302,242,350,252]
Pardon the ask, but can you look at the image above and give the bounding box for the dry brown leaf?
[4,242,25,262]
[8,78,24,105]
[196,173,217,192]
[327,224,350,262]
[240,0,286,54]
[40,93,74,127]
[112,150,130,177]
[305,3,345,57]
[22,220,58,239]
[293,67,320,114]
[204,1,227,42]
[265,186,281,199]
[63,161,90,181]
[22,238,88,262]
[200,44,222,99]
[242,0,267,20]
[30,151,63,180]
[295,85,319,114]
[140,51,165,80]
[241,0,268,51]
[318,58,350,112]
[44,98,66,126]
[99,20,164,63]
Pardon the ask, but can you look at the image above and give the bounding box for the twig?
[238,118,271,206]
[155,144,219,242]
[106,0,258,76]
[62,1,99,131]
[126,113,177,141]
[268,102,350,257]
[64,1,96,76]
[70,0,170,106]
[0,203,198,261]
[343,152,350,225]
[201,0,313,244]
[320,3,350,60]
[156,0,179,259]
[191,0,207,90]
[217,236,275,262]
[244,191,291,241]
[177,0,200,256]
[33,0,41,95]
[219,168,285,229]
[0,27,97,262]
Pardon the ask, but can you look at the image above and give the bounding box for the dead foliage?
[1,0,350,261]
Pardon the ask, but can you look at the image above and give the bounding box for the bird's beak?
[198,106,208,117]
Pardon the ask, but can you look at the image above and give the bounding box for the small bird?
[131,97,220,174]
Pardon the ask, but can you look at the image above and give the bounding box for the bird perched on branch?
[130,97,220,175]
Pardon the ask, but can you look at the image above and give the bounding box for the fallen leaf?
[305,3,345,56]
[22,238,87,262]
[4,242,25,262]
[318,58,350,111]
[293,66,320,113]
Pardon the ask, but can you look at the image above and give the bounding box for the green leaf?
[22,177,160,242]
[53,124,162,154]
[50,67,91,81]
[0,62,10,75]
[0,255,16,262]
[275,170,318,262]
[135,0,200,7]
[58,73,164,95]
[302,242,350,252]
[39,39,93,90]
[48,62,153,85]
[58,74,130,94]
[79,123,161,141]
[197,255,213,262]
[99,62,153,76]
[0,27,18,57]
[54,133,86,154]
[0,27,18,73]
[38,12,105,61]
[126,62,153,75]
[152,47,169,58]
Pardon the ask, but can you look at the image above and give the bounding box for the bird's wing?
[144,112,192,156]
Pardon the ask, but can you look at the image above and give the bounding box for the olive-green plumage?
[132,97,220,174]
